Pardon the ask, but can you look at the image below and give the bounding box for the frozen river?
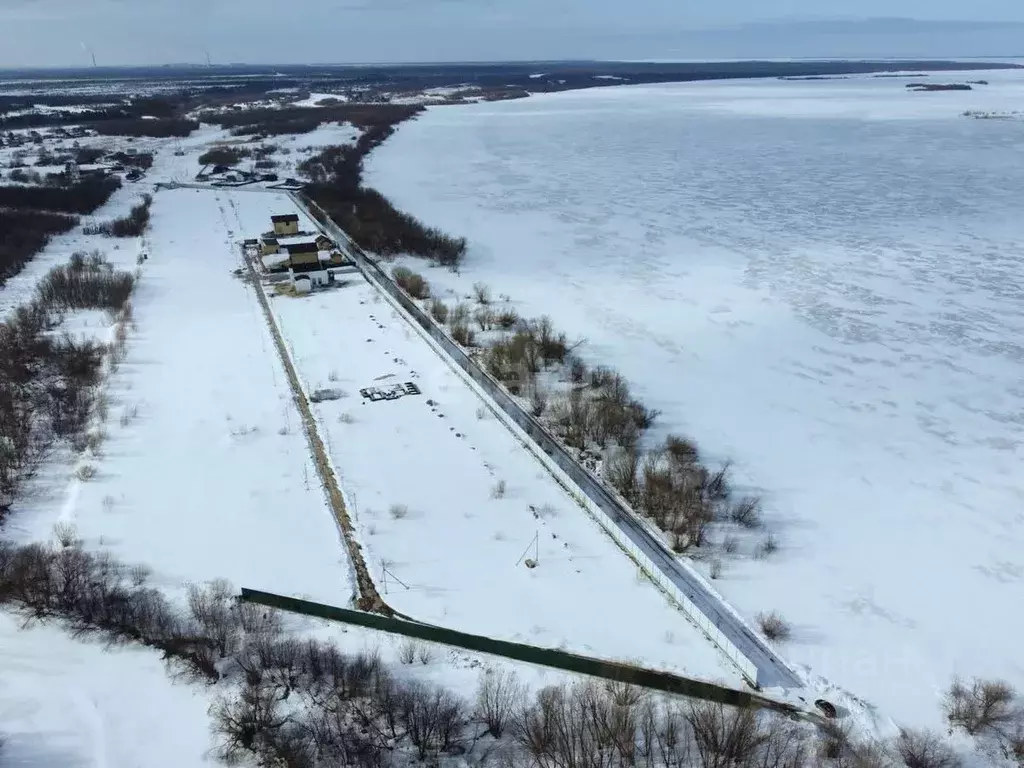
[366,70,1024,729]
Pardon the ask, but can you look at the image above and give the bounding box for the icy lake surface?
[366,70,1024,728]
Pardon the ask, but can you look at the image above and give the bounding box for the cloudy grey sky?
[1,0,1022,67]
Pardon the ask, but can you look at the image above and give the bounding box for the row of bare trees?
[396,275,773,561]
[83,194,152,238]
[4,529,1013,767]
[301,130,468,268]
[0,253,134,520]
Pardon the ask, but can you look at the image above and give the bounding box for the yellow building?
[271,213,300,236]
[260,236,279,256]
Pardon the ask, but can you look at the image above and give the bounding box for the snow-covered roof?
[261,252,289,270]
[275,234,320,247]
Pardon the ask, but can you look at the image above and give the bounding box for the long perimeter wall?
[293,192,802,692]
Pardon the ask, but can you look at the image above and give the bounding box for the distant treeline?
[215,103,421,137]
[0,96,185,130]
[88,117,198,138]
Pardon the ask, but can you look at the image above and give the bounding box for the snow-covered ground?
[0,614,212,767]
[365,69,1024,730]
[221,189,747,688]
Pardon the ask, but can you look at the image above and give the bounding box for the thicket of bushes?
[36,251,136,310]
[0,534,886,768]
[301,122,467,268]
[0,253,134,518]
[0,176,122,214]
[83,195,152,238]
[0,208,78,286]
[198,146,251,166]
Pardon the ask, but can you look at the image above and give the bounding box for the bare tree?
[685,701,766,768]
[944,677,1020,737]
[530,384,548,417]
[605,446,640,503]
[473,282,492,305]
[476,669,525,738]
[211,678,290,765]
[896,729,962,768]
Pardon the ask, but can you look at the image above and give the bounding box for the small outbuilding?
[260,236,279,256]
[271,213,300,236]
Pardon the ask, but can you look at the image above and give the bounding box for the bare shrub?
[755,534,779,560]
[816,719,859,762]
[529,384,548,417]
[944,677,1019,737]
[664,433,700,471]
[475,406,487,420]
[429,299,449,324]
[605,446,640,502]
[494,307,519,330]
[338,412,354,424]
[896,728,962,768]
[476,669,524,738]
[473,282,491,305]
[397,638,418,664]
[722,535,740,554]
[186,579,240,659]
[391,266,429,299]
[53,521,79,548]
[76,464,96,481]
[450,301,471,327]
[451,322,475,347]
[567,355,587,384]
[709,558,723,579]
[491,479,506,499]
[389,503,409,520]
[417,643,434,665]
[757,611,792,642]
[474,306,493,331]
[730,496,762,529]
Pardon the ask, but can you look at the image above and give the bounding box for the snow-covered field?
[365,69,1024,730]
[222,189,747,688]
[0,614,212,767]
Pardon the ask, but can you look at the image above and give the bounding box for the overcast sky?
[1,0,1022,67]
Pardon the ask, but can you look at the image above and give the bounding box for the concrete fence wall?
[240,588,799,714]
[293,193,765,687]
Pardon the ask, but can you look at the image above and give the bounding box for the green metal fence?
[240,588,800,716]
